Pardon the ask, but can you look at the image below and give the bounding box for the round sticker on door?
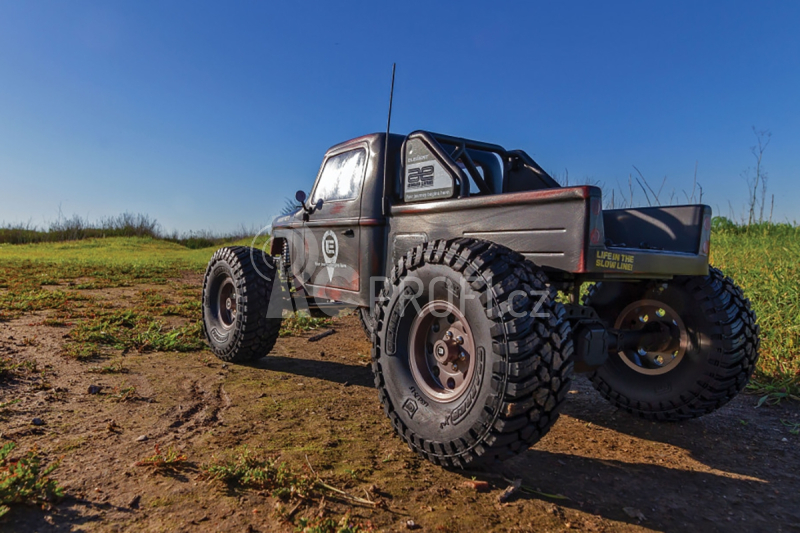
[322,230,338,281]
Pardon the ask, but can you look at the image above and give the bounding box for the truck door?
[304,145,367,302]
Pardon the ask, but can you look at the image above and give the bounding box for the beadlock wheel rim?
[408,301,476,403]
[614,298,688,376]
[217,277,237,329]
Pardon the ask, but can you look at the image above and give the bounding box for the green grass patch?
[711,229,800,395]
[202,446,312,499]
[0,357,36,381]
[281,313,333,337]
[63,308,205,359]
[0,442,64,518]
[134,444,189,472]
[1,233,798,396]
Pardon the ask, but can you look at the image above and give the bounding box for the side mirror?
[314,199,324,212]
[295,190,307,204]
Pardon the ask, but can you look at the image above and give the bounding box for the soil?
[1,274,799,532]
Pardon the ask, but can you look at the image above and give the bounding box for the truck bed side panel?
[388,186,597,274]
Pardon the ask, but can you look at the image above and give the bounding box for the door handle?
[341,229,355,237]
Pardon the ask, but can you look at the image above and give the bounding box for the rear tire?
[372,238,574,468]
[585,267,759,421]
[202,246,283,362]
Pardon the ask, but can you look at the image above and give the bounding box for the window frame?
[310,146,368,205]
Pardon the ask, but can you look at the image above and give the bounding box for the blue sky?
[1,1,798,233]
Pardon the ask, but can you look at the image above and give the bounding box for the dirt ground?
[1,274,799,533]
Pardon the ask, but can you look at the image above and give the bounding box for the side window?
[312,149,367,203]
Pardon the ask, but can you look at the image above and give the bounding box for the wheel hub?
[614,299,687,375]
[409,302,476,402]
[217,279,237,329]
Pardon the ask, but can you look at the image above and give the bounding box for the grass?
[0,229,797,396]
[281,313,333,337]
[711,225,800,396]
[65,310,205,357]
[202,447,376,531]
[0,357,36,381]
[202,446,313,500]
[0,442,64,518]
[295,514,374,533]
[106,385,138,402]
[134,444,189,471]
[0,212,264,249]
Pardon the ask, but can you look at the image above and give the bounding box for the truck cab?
[272,130,711,310]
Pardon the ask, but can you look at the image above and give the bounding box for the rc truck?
[201,131,759,468]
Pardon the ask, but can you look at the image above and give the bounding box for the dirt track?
[1,278,799,532]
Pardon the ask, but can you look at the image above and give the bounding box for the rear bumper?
[585,247,708,278]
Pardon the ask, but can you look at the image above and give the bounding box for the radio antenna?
[382,63,396,217]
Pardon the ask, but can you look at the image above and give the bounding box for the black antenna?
[382,63,396,217]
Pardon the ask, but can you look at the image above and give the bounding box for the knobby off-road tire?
[372,238,574,468]
[202,246,283,363]
[358,307,375,342]
[585,266,759,421]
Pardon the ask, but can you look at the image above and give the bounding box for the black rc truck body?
[202,131,759,468]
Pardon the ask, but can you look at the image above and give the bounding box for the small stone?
[406,519,419,530]
[221,363,228,369]
[128,494,141,509]
[782,437,788,442]
[136,435,148,442]
[32,417,44,426]
[88,385,102,395]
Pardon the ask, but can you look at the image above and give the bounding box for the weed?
[162,299,201,318]
[134,444,188,471]
[202,446,312,499]
[281,313,332,337]
[295,513,374,533]
[0,443,64,517]
[31,370,52,391]
[749,377,800,407]
[66,309,204,356]
[62,342,100,361]
[130,321,204,352]
[780,419,800,436]
[0,357,36,380]
[106,385,137,402]
[21,336,38,347]
[149,496,175,508]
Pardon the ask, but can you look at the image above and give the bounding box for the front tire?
[358,307,374,341]
[202,246,283,362]
[372,238,574,468]
[585,267,759,421]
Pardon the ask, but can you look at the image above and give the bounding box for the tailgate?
[586,205,712,278]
